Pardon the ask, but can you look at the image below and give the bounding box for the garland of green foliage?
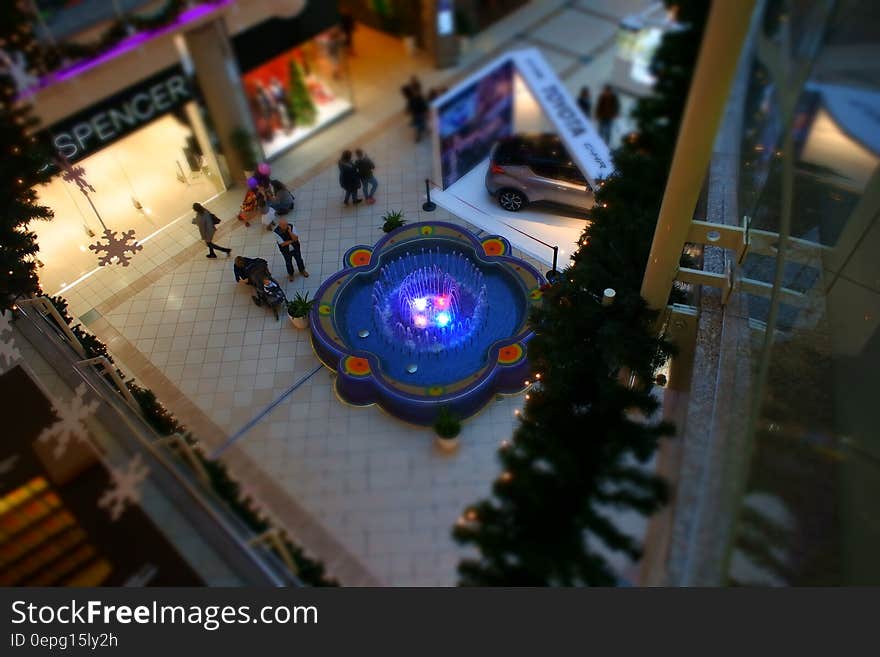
[21,1,191,78]
[47,297,337,587]
[452,0,710,586]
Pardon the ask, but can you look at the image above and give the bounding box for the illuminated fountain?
[310,222,545,426]
[372,249,488,354]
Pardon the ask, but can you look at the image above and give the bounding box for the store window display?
[241,27,353,159]
[32,110,224,294]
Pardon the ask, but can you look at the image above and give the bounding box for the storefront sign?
[514,49,614,186]
[47,67,193,163]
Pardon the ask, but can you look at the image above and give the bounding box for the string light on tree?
[0,1,54,310]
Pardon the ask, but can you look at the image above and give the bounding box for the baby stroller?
[233,256,288,320]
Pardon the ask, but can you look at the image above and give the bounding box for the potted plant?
[381,210,406,233]
[287,291,314,329]
[433,406,461,452]
[230,127,258,177]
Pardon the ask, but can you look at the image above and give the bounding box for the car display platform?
[430,159,588,268]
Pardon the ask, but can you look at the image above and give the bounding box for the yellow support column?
[640,1,756,323]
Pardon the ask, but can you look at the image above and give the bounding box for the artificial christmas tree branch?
[453,0,710,586]
[0,2,54,310]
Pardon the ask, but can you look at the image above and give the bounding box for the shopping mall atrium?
[0,0,877,587]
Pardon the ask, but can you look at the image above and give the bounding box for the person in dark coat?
[401,75,422,122]
[338,150,362,205]
[191,203,230,258]
[408,88,429,143]
[233,256,270,286]
[354,148,378,204]
[577,86,592,119]
[595,84,620,144]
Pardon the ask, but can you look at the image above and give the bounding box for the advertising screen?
[437,60,515,188]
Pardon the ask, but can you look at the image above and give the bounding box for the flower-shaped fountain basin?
[310,222,544,426]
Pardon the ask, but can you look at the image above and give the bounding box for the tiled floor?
[41,0,657,585]
[532,7,619,58]
[98,122,538,585]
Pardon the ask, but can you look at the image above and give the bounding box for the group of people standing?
[195,161,308,282]
[577,83,621,145]
[337,148,378,206]
[237,163,295,229]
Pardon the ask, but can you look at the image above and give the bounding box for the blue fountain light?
[372,248,488,353]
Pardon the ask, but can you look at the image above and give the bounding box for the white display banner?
[512,48,614,188]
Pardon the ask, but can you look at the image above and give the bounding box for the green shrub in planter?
[381,210,406,233]
[434,407,461,439]
[230,127,258,173]
[287,291,315,318]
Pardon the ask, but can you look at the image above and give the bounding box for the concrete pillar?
[182,18,261,186]
[639,2,756,322]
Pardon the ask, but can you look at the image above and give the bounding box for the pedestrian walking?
[272,218,309,281]
[338,150,362,205]
[354,148,378,204]
[577,86,592,119]
[192,203,231,259]
[401,75,422,121]
[595,84,620,145]
[408,87,429,143]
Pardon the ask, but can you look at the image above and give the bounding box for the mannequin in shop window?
[253,81,276,141]
[269,77,292,134]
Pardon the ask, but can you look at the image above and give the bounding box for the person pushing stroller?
[234,256,287,320]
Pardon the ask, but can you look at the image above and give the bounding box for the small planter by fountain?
[310,222,545,426]
[381,210,406,233]
[434,407,461,452]
[287,291,314,330]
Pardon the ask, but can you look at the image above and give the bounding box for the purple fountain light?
[372,248,488,353]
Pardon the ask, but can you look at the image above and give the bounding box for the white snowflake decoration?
[0,455,20,488]
[0,48,39,95]
[0,310,21,372]
[98,453,150,521]
[123,563,159,587]
[37,383,100,458]
[0,454,20,478]
[89,228,143,267]
[59,159,96,196]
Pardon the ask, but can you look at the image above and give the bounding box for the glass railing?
[9,299,303,586]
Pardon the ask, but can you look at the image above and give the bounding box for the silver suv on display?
[485,134,595,213]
